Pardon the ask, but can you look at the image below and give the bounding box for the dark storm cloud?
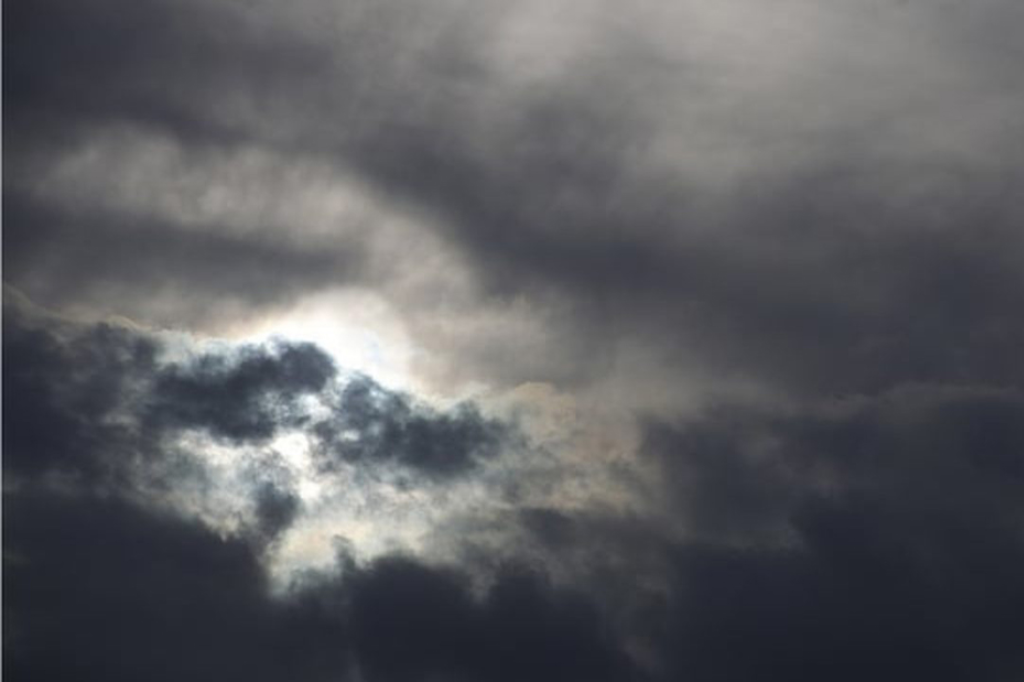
[149,339,336,442]
[643,386,1024,540]
[7,0,1024,680]
[4,487,641,682]
[3,295,633,682]
[3,292,312,545]
[659,522,1024,682]
[251,481,303,545]
[466,388,1024,682]
[348,557,638,682]
[313,375,509,477]
[3,490,351,682]
[3,293,160,483]
[7,296,636,682]
[3,0,326,150]
[3,294,322,486]
[633,387,1024,681]
[4,290,516,488]
[11,290,1024,681]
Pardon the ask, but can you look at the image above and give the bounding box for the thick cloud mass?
[5,299,615,681]
[150,340,336,442]
[314,376,507,476]
[6,0,1024,679]
[642,389,1024,680]
[3,296,512,484]
[5,488,640,682]
[4,491,350,682]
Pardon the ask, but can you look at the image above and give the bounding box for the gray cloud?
[3,181,365,330]
[494,386,1024,680]
[3,295,159,484]
[6,0,1024,679]
[251,481,304,546]
[9,0,1024,395]
[5,486,643,682]
[313,375,509,477]
[149,340,336,442]
[4,291,518,487]
[3,489,351,682]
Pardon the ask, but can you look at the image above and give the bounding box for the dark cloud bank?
[4,300,632,682]
[3,295,505,485]
[6,0,1024,680]
[7,291,1024,681]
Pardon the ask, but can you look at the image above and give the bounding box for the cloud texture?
[5,0,1024,679]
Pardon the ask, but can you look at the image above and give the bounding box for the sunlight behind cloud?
[242,288,419,391]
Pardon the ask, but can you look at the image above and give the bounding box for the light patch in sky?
[241,287,419,392]
[270,431,326,504]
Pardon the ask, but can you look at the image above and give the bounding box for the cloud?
[3,489,351,682]
[634,386,1024,681]
[312,375,509,477]
[14,289,1021,680]
[5,290,514,483]
[347,557,637,682]
[5,294,643,681]
[4,485,637,682]
[2,292,161,484]
[2,188,363,329]
[251,481,304,546]
[643,386,1024,537]
[148,340,336,442]
[6,0,1024,679]
[15,370,1019,682]
[2,290,533,584]
[8,0,1024,396]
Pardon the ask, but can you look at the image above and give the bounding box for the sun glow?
[242,288,419,391]
[214,288,450,578]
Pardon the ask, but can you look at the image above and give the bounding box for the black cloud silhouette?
[313,375,508,477]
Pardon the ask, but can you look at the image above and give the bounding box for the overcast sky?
[6,1,1024,680]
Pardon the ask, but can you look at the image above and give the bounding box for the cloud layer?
[6,0,1024,679]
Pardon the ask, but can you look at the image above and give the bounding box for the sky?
[4,0,1024,680]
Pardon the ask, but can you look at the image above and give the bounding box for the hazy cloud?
[6,0,1024,678]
